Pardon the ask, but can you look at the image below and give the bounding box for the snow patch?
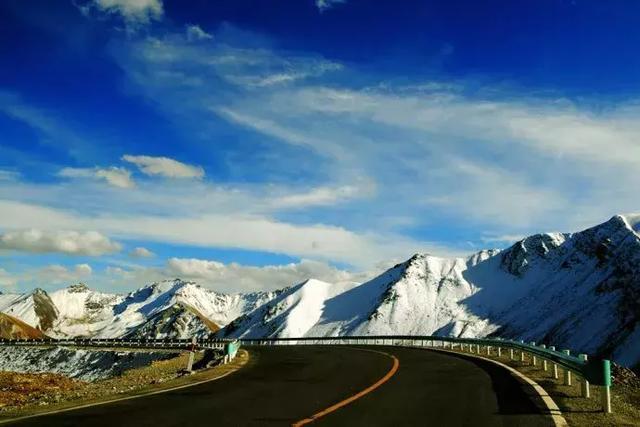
[0,347,177,381]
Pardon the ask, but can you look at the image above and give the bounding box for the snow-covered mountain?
[220,214,640,369]
[0,280,280,339]
[3,214,639,368]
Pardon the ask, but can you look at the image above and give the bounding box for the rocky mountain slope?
[220,214,640,369]
[0,312,47,339]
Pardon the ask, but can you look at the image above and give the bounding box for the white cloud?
[130,246,155,258]
[86,0,163,26]
[0,199,445,268]
[59,167,135,189]
[186,25,213,41]
[105,257,374,293]
[272,183,373,209]
[316,0,346,12]
[122,155,205,179]
[0,229,121,256]
[480,234,526,245]
[36,264,92,284]
[0,264,95,290]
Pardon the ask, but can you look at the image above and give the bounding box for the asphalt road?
[6,346,555,427]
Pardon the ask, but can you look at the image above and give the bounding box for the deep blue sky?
[1,0,638,293]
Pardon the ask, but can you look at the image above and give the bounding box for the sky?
[1,0,639,294]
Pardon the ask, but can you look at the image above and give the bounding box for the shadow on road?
[435,351,542,416]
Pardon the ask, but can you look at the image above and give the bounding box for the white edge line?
[0,351,249,425]
[413,346,569,427]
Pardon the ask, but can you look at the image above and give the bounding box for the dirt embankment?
[0,349,249,419]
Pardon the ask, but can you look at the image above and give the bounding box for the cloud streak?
[82,0,163,27]
[122,155,205,179]
[59,167,135,189]
[0,229,122,256]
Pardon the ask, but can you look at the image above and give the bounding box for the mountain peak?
[67,283,89,293]
[618,213,640,236]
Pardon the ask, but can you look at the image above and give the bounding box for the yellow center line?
[291,349,400,426]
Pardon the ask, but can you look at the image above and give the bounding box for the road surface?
[6,346,555,426]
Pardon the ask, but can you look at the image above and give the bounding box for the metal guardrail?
[239,335,613,413]
[0,337,235,351]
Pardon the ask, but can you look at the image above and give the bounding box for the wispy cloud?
[315,0,346,13]
[186,24,213,41]
[0,90,102,161]
[59,166,135,188]
[122,155,204,179]
[106,24,640,248]
[0,199,441,268]
[80,0,163,29]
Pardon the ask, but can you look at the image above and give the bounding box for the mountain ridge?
[219,214,640,369]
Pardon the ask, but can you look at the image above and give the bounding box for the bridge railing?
[239,335,612,413]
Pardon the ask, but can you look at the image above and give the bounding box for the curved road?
[6,346,555,427]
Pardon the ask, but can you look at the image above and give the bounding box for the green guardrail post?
[601,360,611,413]
[562,350,572,386]
[579,354,590,398]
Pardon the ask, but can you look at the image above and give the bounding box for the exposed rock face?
[0,312,47,339]
[500,233,568,276]
[31,289,59,331]
[124,303,219,339]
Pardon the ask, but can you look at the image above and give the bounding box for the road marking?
[292,349,400,427]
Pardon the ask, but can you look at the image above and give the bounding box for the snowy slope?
[49,284,123,337]
[0,346,176,381]
[221,214,640,369]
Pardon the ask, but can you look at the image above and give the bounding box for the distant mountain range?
[1,214,639,370]
[0,281,281,340]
